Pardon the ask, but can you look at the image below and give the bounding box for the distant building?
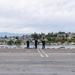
[67,33,75,39]
[57,34,67,39]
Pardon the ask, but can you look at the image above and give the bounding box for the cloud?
[0,0,75,33]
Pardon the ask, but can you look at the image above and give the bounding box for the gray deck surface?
[0,48,75,75]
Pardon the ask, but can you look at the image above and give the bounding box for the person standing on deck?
[26,40,30,48]
[35,38,38,49]
[42,38,45,49]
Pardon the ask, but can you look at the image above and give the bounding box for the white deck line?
[40,48,49,57]
[37,49,43,57]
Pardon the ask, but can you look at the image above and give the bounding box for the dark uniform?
[26,40,30,48]
[35,39,38,49]
[42,39,45,49]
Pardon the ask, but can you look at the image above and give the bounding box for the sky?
[0,0,75,34]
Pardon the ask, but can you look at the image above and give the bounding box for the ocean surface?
[0,44,75,49]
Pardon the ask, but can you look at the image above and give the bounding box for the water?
[0,44,75,49]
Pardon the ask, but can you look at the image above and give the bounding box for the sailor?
[26,40,30,48]
[42,38,45,49]
[35,38,38,49]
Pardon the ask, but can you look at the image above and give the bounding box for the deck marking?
[37,49,43,57]
[40,48,49,57]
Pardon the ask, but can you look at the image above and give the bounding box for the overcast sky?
[0,0,75,34]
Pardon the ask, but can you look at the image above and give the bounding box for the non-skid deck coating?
[0,48,75,75]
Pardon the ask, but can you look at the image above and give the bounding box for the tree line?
[1,32,75,45]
